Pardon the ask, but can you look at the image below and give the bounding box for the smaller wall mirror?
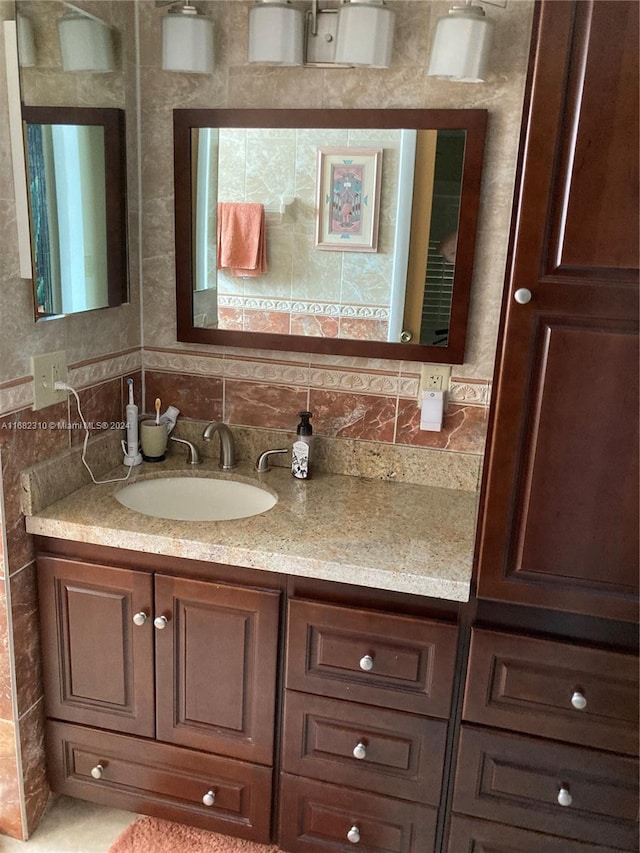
[22,105,128,320]
[175,109,487,363]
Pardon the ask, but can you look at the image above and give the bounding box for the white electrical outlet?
[418,364,452,400]
[31,351,67,410]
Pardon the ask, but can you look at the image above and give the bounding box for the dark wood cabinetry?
[450,4,640,850]
[475,0,639,622]
[38,554,280,843]
[279,599,458,852]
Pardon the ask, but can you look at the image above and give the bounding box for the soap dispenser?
[292,411,313,480]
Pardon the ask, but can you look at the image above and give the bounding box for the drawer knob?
[570,691,587,711]
[352,742,367,760]
[347,826,361,844]
[154,615,169,630]
[359,655,374,672]
[202,790,216,807]
[557,786,573,807]
[132,611,148,626]
[90,764,104,780]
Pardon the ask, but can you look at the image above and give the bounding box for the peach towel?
[217,202,267,277]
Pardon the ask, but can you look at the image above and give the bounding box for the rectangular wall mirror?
[175,109,487,363]
[22,106,128,320]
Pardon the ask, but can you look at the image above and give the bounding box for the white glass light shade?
[17,14,36,67]
[162,5,214,74]
[57,13,115,73]
[427,4,494,82]
[248,0,304,65]
[334,0,395,68]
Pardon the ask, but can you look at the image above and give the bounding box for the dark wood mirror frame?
[174,108,487,363]
[21,105,128,317]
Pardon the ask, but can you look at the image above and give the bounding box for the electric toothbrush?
[122,378,143,466]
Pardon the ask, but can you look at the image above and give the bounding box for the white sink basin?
[115,476,277,521]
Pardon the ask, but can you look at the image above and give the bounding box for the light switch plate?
[31,351,67,410]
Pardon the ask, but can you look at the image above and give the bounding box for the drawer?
[46,720,273,843]
[286,599,457,718]
[446,815,626,853]
[452,725,639,851]
[278,773,437,853]
[282,691,447,805]
[464,628,639,755]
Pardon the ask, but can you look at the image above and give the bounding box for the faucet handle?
[256,448,288,472]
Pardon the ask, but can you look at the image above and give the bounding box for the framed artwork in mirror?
[316,148,382,252]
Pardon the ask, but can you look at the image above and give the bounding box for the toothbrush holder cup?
[140,421,168,461]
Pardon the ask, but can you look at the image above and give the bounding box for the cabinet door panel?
[286,599,457,718]
[47,720,273,842]
[154,575,280,764]
[475,0,639,620]
[446,815,625,853]
[452,726,639,850]
[464,628,639,755]
[38,556,154,736]
[279,774,436,853]
[282,691,446,805]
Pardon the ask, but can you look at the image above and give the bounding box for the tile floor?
[0,797,136,852]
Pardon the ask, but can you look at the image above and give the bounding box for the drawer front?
[46,720,273,843]
[278,773,436,853]
[464,628,639,755]
[446,815,626,853]
[282,691,447,805]
[452,725,639,851]
[286,599,457,717]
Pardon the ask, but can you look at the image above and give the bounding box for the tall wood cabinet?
[449,2,639,850]
[475,0,639,622]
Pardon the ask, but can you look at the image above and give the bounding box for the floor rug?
[108,816,281,853]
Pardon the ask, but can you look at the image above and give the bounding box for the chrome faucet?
[202,421,237,470]
[169,436,201,465]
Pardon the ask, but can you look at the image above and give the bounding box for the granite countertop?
[24,455,479,601]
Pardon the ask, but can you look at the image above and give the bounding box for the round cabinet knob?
[400,330,413,343]
[347,826,361,844]
[359,655,374,672]
[514,287,532,304]
[557,786,573,807]
[90,764,104,780]
[352,742,367,760]
[154,615,168,630]
[132,611,148,626]
[570,691,587,711]
[202,790,216,807]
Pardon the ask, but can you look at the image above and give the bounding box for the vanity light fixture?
[57,8,115,73]
[160,2,214,74]
[334,0,395,68]
[247,0,395,68]
[427,0,504,83]
[248,0,304,66]
[16,13,36,67]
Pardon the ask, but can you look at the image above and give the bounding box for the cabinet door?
[476,0,639,620]
[154,575,280,765]
[38,556,155,736]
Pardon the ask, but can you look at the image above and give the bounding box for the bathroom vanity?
[27,462,477,850]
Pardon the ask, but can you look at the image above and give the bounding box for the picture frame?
[315,147,383,252]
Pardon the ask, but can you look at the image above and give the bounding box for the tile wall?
[0,0,535,839]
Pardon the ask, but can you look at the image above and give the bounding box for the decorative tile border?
[0,350,143,418]
[142,348,492,407]
[218,295,390,320]
[68,349,142,391]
